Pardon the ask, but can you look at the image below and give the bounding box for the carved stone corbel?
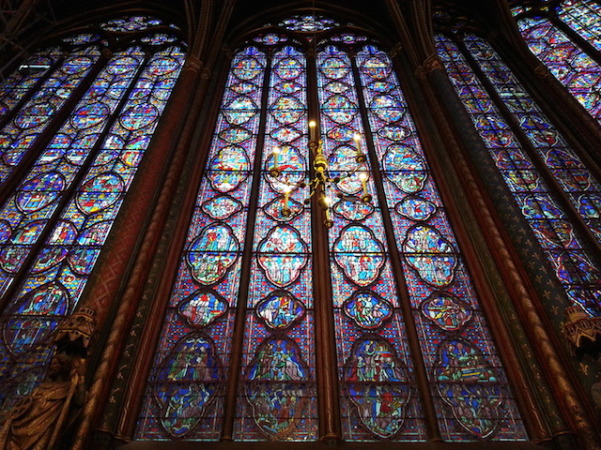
[562,305,601,353]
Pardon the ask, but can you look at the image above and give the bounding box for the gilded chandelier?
[269,120,372,227]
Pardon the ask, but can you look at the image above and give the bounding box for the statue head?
[47,353,73,381]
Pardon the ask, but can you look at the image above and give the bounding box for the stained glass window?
[0,15,185,415]
[135,16,527,443]
[435,32,601,320]
[512,0,601,124]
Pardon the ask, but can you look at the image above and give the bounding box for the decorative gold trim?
[562,306,601,349]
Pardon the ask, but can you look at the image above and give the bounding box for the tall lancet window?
[512,0,601,125]
[135,15,526,443]
[435,26,601,331]
[0,16,185,414]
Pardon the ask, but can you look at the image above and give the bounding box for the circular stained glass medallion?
[270,96,304,125]
[279,15,338,32]
[61,56,94,74]
[223,96,257,125]
[120,103,158,130]
[233,57,263,80]
[343,290,393,329]
[371,94,404,123]
[147,56,181,76]
[14,103,55,129]
[362,56,391,80]
[77,220,112,245]
[320,57,349,80]
[274,57,303,80]
[71,103,110,130]
[106,56,140,75]
[323,94,356,124]
[76,173,124,214]
[16,172,65,213]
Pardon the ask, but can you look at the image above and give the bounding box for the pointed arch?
[133,13,527,443]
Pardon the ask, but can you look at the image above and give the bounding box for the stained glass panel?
[0,20,184,417]
[1,48,100,182]
[0,48,60,118]
[436,34,601,319]
[558,0,601,51]
[356,44,526,441]
[238,46,316,441]
[279,15,339,33]
[515,2,601,124]
[135,46,266,440]
[317,45,422,442]
[135,15,527,444]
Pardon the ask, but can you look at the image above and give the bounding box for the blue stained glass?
[244,338,310,439]
[136,47,266,441]
[256,291,306,330]
[357,44,526,441]
[0,49,60,117]
[435,340,502,439]
[137,19,527,444]
[100,16,165,32]
[559,0,601,51]
[318,44,427,442]
[153,334,222,438]
[236,45,316,441]
[436,34,601,318]
[516,9,601,125]
[344,337,411,438]
[0,48,144,296]
[0,48,100,183]
[0,24,184,417]
[279,15,339,32]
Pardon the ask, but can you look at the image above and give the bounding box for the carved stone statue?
[0,307,95,449]
[0,353,86,450]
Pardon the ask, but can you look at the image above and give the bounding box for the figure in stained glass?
[333,225,385,287]
[154,334,221,438]
[344,337,410,438]
[256,291,305,330]
[257,225,308,287]
[136,16,527,443]
[343,291,393,329]
[186,223,239,285]
[403,225,457,287]
[435,339,502,439]
[421,293,472,332]
[178,290,228,328]
[245,338,309,439]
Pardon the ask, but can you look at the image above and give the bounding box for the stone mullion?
[306,45,341,443]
